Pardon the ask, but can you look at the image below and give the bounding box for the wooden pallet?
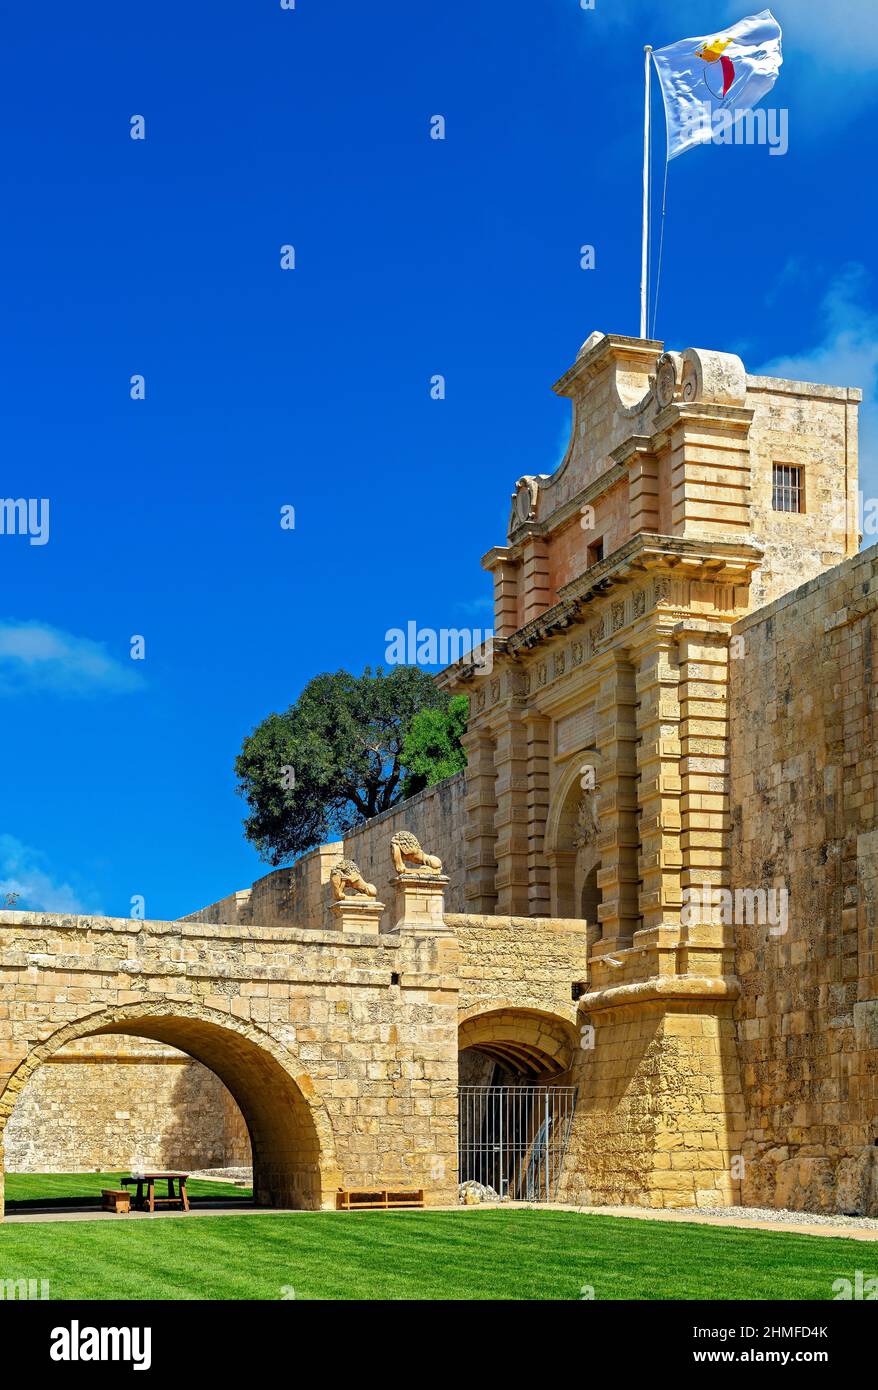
[336,1187,424,1211]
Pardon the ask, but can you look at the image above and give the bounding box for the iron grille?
[772,463,802,513]
[458,1085,577,1202]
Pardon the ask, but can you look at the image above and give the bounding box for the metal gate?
[458,1085,577,1202]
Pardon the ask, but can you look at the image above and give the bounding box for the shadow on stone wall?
[3,1034,251,1173]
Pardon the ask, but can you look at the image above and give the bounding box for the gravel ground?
[189,1166,253,1185]
[679,1205,878,1231]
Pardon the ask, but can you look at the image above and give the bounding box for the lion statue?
[391,830,442,876]
[330,858,377,901]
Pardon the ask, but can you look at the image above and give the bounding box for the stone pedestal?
[330,896,385,935]
[392,873,450,934]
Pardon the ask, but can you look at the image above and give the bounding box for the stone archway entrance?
[0,1002,339,1217]
[545,755,604,943]
[458,1007,578,1202]
[458,1007,576,1081]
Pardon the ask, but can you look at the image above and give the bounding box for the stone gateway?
[2,331,876,1218]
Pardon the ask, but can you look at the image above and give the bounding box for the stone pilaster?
[493,711,530,916]
[594,651,640,950]
[521,537,552,626]
[626,442,660,533]
[676,621,731,905]
[461,729,497,913]
[482,547,520,641]
[658,400,754,541]
[636,629,683,931]
[492,557,520,640]
[524,711,551,916]
[548,850,578,918]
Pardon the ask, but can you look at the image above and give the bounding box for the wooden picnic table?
[121,1171,190,1214]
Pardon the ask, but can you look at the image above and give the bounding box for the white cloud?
[0,621,141,697]
[0,835,100,915]
[756,264,878,391]
[748,2,878,71]
[455,595,494,618]
[719,2,878,119]
[566,4,877,142]
[592,2,878,71]
[755,263,878,494]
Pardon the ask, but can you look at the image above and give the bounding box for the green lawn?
[0,1206,870,1300]
[4,1171,252,1209]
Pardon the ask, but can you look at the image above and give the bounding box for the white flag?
[653,9,783,160]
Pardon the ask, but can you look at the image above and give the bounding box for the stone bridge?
[0,890,588,1217]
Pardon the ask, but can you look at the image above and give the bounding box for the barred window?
[772,463,803,513]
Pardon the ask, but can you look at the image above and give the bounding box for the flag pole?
[640,45,653,340]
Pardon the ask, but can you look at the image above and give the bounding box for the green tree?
[400,694,468,798]
[235,667,464,864]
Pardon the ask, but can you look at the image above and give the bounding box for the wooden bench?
[101,1188,131,1214]
[336,1188,424,1211]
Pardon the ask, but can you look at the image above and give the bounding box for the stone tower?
[443,331,861,1207]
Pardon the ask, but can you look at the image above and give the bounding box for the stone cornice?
[746,373,862,403]
[579,973,741,1015]
[440,533,763,691]
[652,400,755,442]
[609,434,656,467]
[0,909,403,953]
[556,531,762,596]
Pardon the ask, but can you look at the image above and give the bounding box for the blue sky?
[1,0,876,920]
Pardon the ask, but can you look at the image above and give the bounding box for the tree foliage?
[234,667,466,864]
[401,695,468,798]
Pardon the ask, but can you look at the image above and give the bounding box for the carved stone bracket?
[655,351,683,409]
[680,348,746,406]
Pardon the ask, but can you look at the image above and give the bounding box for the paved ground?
[4,1202,267,1224]
[4,1199,878,1239]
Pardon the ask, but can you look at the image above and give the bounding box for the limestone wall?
[744,375,860,610]
[344,773,466,925]
[4,1036,249,1173]
[0,910,466,1212]
[0,905,597,1214]
[450,914,588,1020]
[182,842,342,932]
[182,889,251,928]
[20,778,466,1176]
[183,773,466,935]
[730,543,878,1215]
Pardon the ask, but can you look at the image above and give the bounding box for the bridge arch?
[0,1000,339,1214]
